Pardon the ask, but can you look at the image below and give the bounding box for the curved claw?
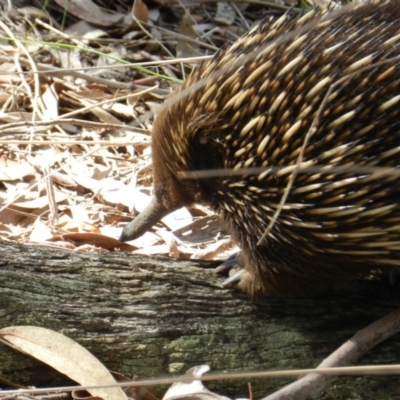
[214,253,244,287]
[222,270,244,287]
[214,254,239,274]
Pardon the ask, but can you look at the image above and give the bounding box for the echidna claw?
[214,254,239,274]
[215,253,244,287]
[222,270,244,287]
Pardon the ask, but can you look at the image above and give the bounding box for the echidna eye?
[155,184,166,199]
[199,136,208,145]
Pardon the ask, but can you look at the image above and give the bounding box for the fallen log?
[1,241,400,399]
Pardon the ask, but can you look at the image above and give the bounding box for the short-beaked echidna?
[120,0,400,297]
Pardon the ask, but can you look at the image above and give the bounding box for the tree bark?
[1,240,400,399]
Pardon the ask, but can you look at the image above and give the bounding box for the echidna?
[120,0,400,297]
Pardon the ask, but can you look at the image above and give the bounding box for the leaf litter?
[0,0,269,257]
[0,0,331,256]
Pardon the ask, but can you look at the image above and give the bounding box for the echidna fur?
[120,0,400,297]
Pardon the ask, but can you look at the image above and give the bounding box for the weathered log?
[1,240,400,399]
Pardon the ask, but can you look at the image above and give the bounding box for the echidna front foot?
[215,252,267,298]
[215,253,247,289]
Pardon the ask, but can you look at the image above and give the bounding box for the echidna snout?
[119,197,172,242]
[120,115,202,242]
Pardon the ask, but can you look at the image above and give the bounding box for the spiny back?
[122,0,400,296]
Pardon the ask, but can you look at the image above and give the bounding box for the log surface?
[1,241,400,399]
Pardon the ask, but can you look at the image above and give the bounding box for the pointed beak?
[119,197,175,242]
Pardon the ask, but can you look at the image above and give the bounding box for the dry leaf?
[116,230,160,249]
[163,366,231,400]
[177,12,199,58]
[65,21,107,39]
[132,244,170,255]
[97,179,132,207]
[73,390,104,400]
[29,219,53,242]
[213,3,236,26]
[0,112,37,123]
[0,62,19,83]
[13,192,69,209]
[132,0,148,23]
[54,0,125,27]
[49,232,136,251]
[57,214,100,234]
[0,326,128,400]
[162,208,193,232]
[0,158,36,181]
[0,206,23,227]
[39,83,59,120]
